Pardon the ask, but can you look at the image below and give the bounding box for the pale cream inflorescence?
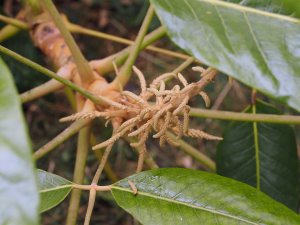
[60,66,222,156]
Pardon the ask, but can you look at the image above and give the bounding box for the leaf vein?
[112,186,259,224]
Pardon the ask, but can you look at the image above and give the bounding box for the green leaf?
[217,100,299,211]
[150,0,300,111]
[111,168,300,225]
[0,57,39,225]
[37,170,72,212]
[225,0,293,15]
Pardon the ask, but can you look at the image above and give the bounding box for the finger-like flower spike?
[192,66,206,74]
[118,116,140,132]
[128,180,138,194]
[130,130,150,147]
[63,65,220,159]
[60,111,111,122]
[104,119,111,127]
[159,135,166,147]
[187,129,223,141]
[150,72,176,89]
[177,73,188,87]
[199,91,211,108]
[128,120,152,137]
[132,65,146,95]
[153,111,171,138]
[183,106,190,135]
[173,96,189,115]
[122,91,147,105]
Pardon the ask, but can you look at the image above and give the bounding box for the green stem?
[68,23,190,60]
[83,121,120,225]
[167,132,216,171]
[163,57,195,83]
[0,15,28,29]
[41,0,94,85]
[252,103,260,190]
[72,184,111,192]
[211,80,232,110]
[125,137,159,169]
[66,125,91,225]
[92,26,166,76]
[111,6,155,89]
[172,57,195,74]
[140,26,166,49]
[144,151,159,169]
[84,144,114,225]
[20,78,64,103]
[33,119,91,160]
[84,189,96,225]
[0,14,189,61]
[189,108,300,124]
[23,0,42,14]
[0,11,26,42]
[67,23,134,46]
[0,25,21,42]
[91,135,118,183]
[64,87,77,111]
[251,90,260,190]
[0,45,115,106]
[0,13,167,75]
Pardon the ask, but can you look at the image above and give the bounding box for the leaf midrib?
[196,0,299,23]
[252,104,261,190]
[39,184,73,193]
[112,186,258,224]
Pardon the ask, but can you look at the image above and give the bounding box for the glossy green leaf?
[150,0,300,111]
[225,0,293,15]
[0,57,39,225]
[37,169,72,212]
[217,100,299,210]
[111,168,300,225]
